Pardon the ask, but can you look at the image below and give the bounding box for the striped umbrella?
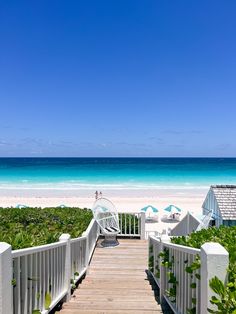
[164,204,182,213]
[141,205,158,213]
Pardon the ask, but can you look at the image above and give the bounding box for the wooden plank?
[61,310,162,314]
[61,239,163,313]
[63,301,160,310]
[73,289,156,296]
[71,295,155,301]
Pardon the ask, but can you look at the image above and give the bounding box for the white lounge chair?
[92,198,120,247]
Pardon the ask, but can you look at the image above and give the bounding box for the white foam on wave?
[0,181,210,190]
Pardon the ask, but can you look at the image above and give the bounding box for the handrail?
[10,218,99,314]
[0,212,145,314]
[148,234,228,314]
[163,241,200,254]
[82,218,97,236]
[149,235,200,254]
[12,241,67,258]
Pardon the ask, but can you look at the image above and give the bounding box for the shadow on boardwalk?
[146,270,173,314]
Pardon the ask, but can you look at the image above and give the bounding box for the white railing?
[149,235,229,314]
[12,241,68,314]
[97,212,145,239]
[0,219,99,314]
[118,212,145,239]
[0,212,146,314]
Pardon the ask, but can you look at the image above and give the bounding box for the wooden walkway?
[61,239,164,314]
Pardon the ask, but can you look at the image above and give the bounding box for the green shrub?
[172,226,236,313]
[0,207,92,249]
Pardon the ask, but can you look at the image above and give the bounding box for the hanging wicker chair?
[92,197,120,247]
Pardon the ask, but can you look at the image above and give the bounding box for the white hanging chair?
[92,197,120,247]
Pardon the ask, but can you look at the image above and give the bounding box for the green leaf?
[11,279,16,287]
[210,296,220,304]
[192,298,196,305]
[45,292,52,310]
[32,310,41,314]
[195,273,201,280]
[185,266,193,274]
[209,276,225,298]
[190,283,196,289]
[187,307,196,314]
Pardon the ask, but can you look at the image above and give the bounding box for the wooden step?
[63,301,160,310]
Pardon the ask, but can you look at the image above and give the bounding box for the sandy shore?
[0,187,208,234]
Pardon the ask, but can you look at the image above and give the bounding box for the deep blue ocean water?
[0,158,235,189]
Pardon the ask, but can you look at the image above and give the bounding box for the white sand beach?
[0,187,208,234]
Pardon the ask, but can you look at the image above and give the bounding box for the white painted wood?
[5,214,144,314]
[12,241,65,258]
[140,212,146,240]
[200,242,229,313]
[59,234,71,302]
[0,242,13,314]
[150,235,201,314]
[159,234,170,302]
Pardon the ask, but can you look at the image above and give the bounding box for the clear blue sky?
[0,0,236,157]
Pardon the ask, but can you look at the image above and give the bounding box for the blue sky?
[0,0,236,157]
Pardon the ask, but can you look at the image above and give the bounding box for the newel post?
[200,242,229,313]
[140,212,146,240]
[0,242,13,314]
[159,234,170,302]
[59,234,71,302]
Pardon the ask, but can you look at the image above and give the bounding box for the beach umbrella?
[16,204,28,209]
[141,205,158,213]
[141,205,159,221]
[164,205,182,213]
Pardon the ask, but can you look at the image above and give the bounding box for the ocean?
[0,157,235,190]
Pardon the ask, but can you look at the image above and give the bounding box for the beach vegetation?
[0,207,92,249]
[172,226,236,313]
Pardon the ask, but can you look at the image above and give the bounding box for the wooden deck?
[60,239,165,314]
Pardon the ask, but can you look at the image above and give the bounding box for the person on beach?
[99,191,103,198]
[95,191,98,199]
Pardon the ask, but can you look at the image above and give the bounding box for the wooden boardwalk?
[61,239,164,314]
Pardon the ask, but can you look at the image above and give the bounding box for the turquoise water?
[0,158,235,189]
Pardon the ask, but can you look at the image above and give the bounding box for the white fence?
[0,212,145,314]
[149,235,229,314]
[118,212,145,239]
[0,219,99,314]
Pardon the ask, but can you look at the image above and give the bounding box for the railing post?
[200,242,229,313]
[159,234,171,302]
[140,212,146,240]
[59,234,71,302]
[0,242,13,314]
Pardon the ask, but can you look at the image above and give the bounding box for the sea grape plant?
[172,226,236,313]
